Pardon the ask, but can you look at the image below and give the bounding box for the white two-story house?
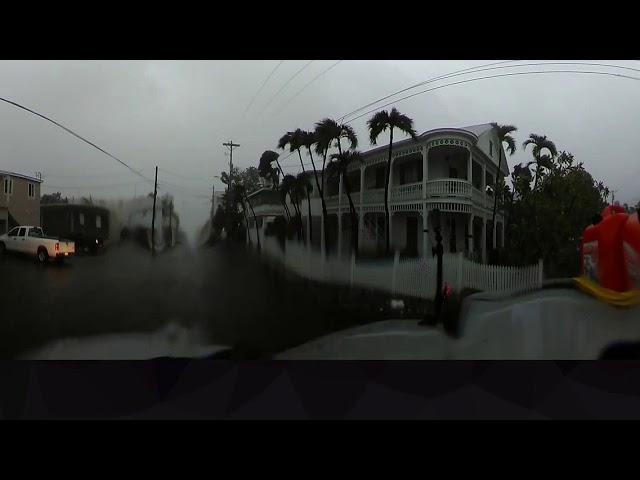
[246,123,508,264]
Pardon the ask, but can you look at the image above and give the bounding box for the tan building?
[0,170,43,234]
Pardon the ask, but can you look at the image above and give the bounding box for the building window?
[28,183,35,198]
[79,213,85,226]
[96,215,102,229]
[489,141,494,156]
[3,178,13,195]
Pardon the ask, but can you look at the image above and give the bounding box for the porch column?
[468,152,473,183]
[388,157,394,205]
[422,206,428,258]
[422,145,428,199]
[492,217,497,251]
[359,165,365,247]
[468,214,474,254]
[338,174,344,258]
[482,216,487,264]
[482,163,487,209]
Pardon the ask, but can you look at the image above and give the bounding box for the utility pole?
[151,166,158,256]
[222,141,240,239]
[611,190,618,204]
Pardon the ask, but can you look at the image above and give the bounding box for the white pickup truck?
[0,225,75,263]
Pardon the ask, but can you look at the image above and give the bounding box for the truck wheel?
[37,247,49,264]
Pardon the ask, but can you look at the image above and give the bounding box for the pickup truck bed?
[0,225,75,263]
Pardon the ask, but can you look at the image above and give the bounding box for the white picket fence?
[258,236,543,300]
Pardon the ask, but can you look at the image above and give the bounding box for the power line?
[274,63,640,173]
[347,68,640,124]
[0,95,153,183]
[338,60,522,122]
[274,61,343,115]
[342,61,640,122]
[259,60,315,115]
[157,167,213,183]
[43,168,155,179]
[243,60,284,117]
[42,181,144,190]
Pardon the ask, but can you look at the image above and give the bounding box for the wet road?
[0,240,381,358]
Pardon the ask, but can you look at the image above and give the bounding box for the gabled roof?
[0,169,43,183]
[460,123,494,137]
[362,123,493,159]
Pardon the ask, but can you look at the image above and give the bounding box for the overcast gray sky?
[1,60,638,237]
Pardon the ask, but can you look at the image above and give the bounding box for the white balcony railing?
[391,182,423,200]
[425,179,472,198]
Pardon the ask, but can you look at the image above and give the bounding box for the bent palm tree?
[367,107,418,254]
[236,183,261,251]
[232,183,252,245]
[522,133,558,190]
[490,123,518,249]
[301,129,328,252]
[314,119,358,255]
[281,174,303,240]
[326,150,363,253]
[259,150,291,221]
[278,129,306,173]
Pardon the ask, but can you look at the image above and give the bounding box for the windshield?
[0,60,638,363]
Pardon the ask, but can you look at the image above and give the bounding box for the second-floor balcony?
[425,179,472,198]
[325,178,478,206]
[392,182,423,200]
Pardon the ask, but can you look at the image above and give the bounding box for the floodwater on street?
[0,240,383,359]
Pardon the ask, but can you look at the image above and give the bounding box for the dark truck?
[40,204,110,254]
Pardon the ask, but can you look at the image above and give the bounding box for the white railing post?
[391,249,400,294]
[538,258,544,287]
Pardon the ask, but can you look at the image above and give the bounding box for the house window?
[489,141,494,156]
[28,183,35,198]
[3,178,13,195]
[79,213,85,226]
[96,215,102,229]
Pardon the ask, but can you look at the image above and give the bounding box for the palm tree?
[301,129,329,252]
[296,172,313,243]
[259,150,291,221]
[522,134,558,190]
[234,183,261,251]
[278,129,306,173]
[314,119,358,254]
[231,183,252,245]
[326,150,363,253]
[490,123,518,250]
[314,119,358,182]
[367,107,418,254]
[281,174,304,240]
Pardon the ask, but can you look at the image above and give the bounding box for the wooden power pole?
[222,141,240,239]
[151,166,158,256]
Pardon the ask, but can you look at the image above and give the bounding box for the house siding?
[1,173,41,227]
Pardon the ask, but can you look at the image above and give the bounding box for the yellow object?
[573,276,640,307]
